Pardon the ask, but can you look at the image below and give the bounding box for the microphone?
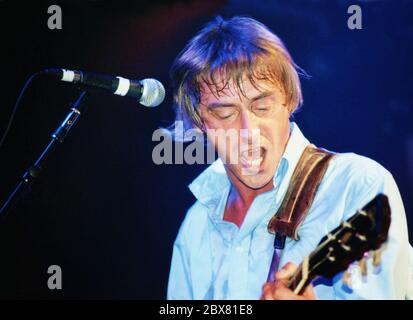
[42,68,165,107]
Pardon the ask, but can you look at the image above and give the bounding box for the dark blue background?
[0,0,411,299]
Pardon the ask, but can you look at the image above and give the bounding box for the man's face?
[199,76,291,190]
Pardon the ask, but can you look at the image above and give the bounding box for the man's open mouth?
[240,147,266,168]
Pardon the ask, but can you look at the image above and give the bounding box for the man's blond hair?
[170,15,306,140]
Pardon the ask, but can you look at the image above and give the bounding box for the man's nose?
[240,110,259,131]
[240,110,260,144]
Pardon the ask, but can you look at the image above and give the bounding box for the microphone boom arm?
[0,91,88,216]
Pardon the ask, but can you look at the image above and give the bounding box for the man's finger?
[275,262,297,281]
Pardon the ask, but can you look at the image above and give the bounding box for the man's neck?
[223,174,274,228]
[228,178,274,209]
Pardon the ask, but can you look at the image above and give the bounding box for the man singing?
[166,16,413,299]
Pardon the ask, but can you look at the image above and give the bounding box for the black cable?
[0,71,42,150]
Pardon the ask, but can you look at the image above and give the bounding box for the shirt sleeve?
[166,235,193,299]
[166,201,212,300]
[332,169,412,300]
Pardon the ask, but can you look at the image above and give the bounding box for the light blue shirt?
[167,122,413,299]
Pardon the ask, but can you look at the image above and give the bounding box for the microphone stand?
[0,91,88,216]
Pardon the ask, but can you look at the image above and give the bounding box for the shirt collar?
[188,122,310,206]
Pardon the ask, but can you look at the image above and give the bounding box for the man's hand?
[261,262,317,300]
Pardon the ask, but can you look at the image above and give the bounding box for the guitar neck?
[287,256,316,295]
[283,194,391,295]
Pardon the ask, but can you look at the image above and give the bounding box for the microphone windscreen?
[139,78,165,107]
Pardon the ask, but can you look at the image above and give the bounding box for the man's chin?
[237,174,273,190]
[225,163,274,190]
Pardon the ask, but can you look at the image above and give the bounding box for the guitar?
[287,193,391,294]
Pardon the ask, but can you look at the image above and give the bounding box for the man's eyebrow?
[206,92,275,109]
[207,102,237,109]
